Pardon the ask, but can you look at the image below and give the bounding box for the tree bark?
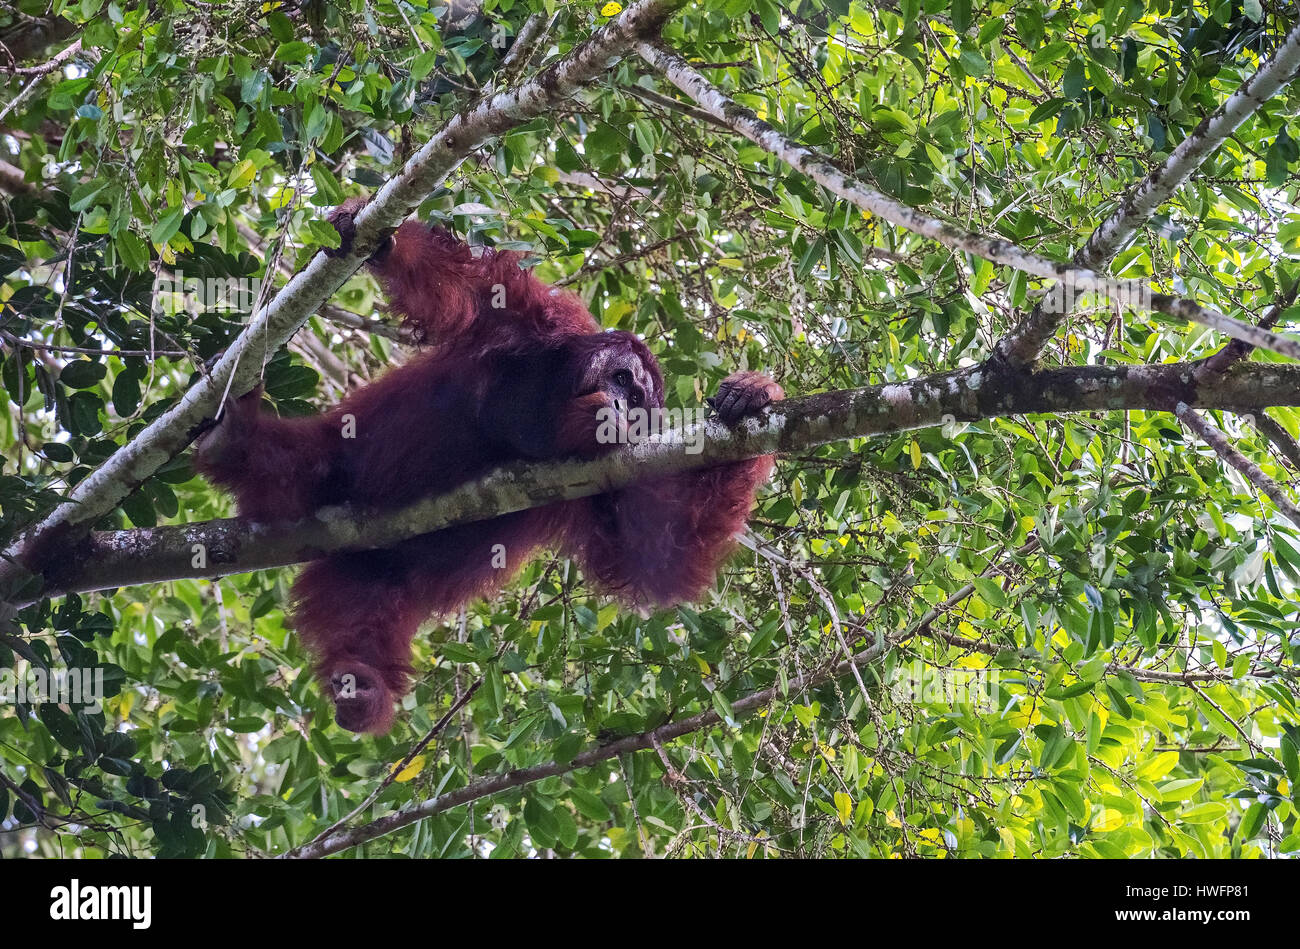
[23,359,1300,603]
[0,0,686,598]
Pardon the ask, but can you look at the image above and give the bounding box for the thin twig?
[0,330,187,358]
[1,37,81,76]
[282,679,483,858]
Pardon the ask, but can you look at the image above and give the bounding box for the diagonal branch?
[281,623,904,858]
[2,37,81,76]
[1175,402,1300,528]
[25,359,1300,604]
[635,43,1120,286]
[1250,411,1300,472]
[634,42,1300,367]
[992,20,1300,367]
[1148,293,1300,362]
[0,0,686,598]
[282,537,1278,859]
[232,219,411,343]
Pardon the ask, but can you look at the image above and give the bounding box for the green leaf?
[116,231,149,271]
[274,41,312,62]
[524,797,559,849]
[59,359,106,389]
[1027,97,1066,125]
[1193,694,1241,742]
[1158,778,1204,802]
[957,49,988,77]
[112,369,142,416]
[570,787,613,822]
[1267,136,1291,188]
[1062,59,1086,99]
[227,717,268,733]
[1238,802,1267,840]
[1045,679,1098,700]
[1180,802,1228,824]
[151,206,186,245]
[69,179,108,212]
[1280,732,1299,784]
[438,643,488,664]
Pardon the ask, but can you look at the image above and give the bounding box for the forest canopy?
[1,0,1300,859]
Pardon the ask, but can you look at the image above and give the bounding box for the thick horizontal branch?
[993,19,1300,366]
[636,43,1300,367]
[28,359,1300,603]
[0,0,684,597]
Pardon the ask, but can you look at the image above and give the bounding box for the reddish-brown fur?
[196,211,781,733]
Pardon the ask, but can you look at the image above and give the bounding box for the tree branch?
[1250,411,1300,472]
[281,623,904,858]
[0,0,686,598]
[23,359,1300,604]
[992,20,1300,366]
[1148,293,1300,363]
[1,37,81,76]
[231,218,411,344]
[1199,280,1300,376]
[1175,402,1300,528]
[635,42,1300,367]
